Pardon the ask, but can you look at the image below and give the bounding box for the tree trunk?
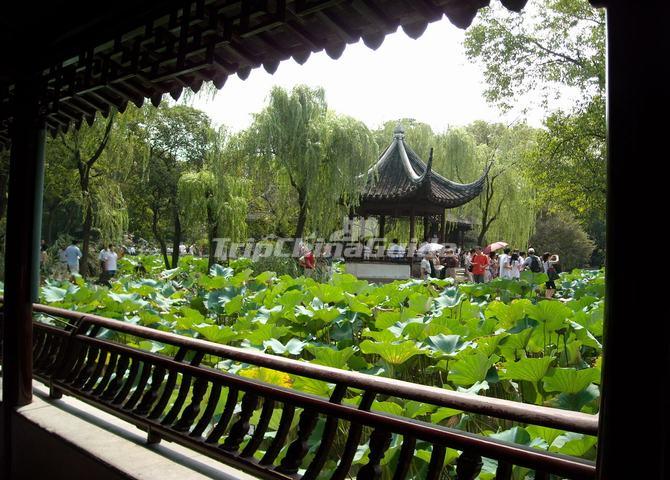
[206,202,218,269]
[293,189,308,254]
[151,206,170,269]
[208,223,218,269]
[81,200,93,276]
[45,208,54,244]
[171,204,181,269]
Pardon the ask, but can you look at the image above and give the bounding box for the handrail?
[1,300,599,479]
[32,302,598,436]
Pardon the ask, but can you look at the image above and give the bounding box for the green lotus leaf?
[488,427,531,445]
[159,267,180,279]
[543,367,601,394]
[263,337,307,355]
[549,432,597,457]
[403,401,436,419]
[239,367,292,388]
[500,356,555,383]
[449,351,497,387]
[210,264,234,278]
[408,293,431,313]
[456,380,489,395]
[175,307,205,329]
[434,287,463,309]
[292,376,333,397]
[526,425,565,447]
[431,406,463,423]
[375,311,401,329]
[359,340,427,365]
[245,323,291,345]
[312,307,341,323]
[193,324,238,344]
[547,384,600,412]
[224,295,243,315]
[527,300,572,331]
[476,335,507,357]
[427,334,469,356]
[310,284,345,304]
[305,345,355,369]
[42,285,67,303]
[371,400,404,416]
[345,294,372,315]
[363,330,400,342]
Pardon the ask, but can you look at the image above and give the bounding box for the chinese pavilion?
[354,124,489,245]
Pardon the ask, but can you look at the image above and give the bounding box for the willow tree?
[124,104,213,268]
[178,128,249,267]
[248,85,377,245]
[428,122,538,249]
[47,110,135,275]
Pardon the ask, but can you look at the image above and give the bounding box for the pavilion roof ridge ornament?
[419,147,435,184]
[393,123,406,139]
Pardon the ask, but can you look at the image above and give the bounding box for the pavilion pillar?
[409,214,415,242]
[423,216,430,242]
[439,213,446,243]
[378,215,385,239]
[345,214,354,241]
[2,79,45,413]
[594,2,669,479]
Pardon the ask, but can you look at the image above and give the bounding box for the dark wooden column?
[378,215,385,239]
[408,213,415,241]
[345,214,354,241]
[439,213,446,243]
[423,216,430,241]
[594,2,669,479]
[2,79,45,410]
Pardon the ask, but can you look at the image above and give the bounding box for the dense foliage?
[32,258,604,477]
[465,0,606,246]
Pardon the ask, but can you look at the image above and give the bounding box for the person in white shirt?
[420,253,433,279]
[499,248,512,279]
[99,244,121,285]
[387,239,406,260]
[64,241,83,275]
[509,251,522,279]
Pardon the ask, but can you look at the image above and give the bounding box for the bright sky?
[187,17,576,133]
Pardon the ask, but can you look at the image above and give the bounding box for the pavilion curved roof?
[0,0,531,150]
[361,125,489,209]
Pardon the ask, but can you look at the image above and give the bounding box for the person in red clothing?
[471,246,490,284]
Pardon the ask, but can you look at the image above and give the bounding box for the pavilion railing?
[23,303,597,480]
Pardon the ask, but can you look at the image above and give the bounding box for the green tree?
[126,104,213,268]
[434,122,539,248]
[530,211,595,270]
[178,127,250,267]
[464,0,606,236]
[49,111,133,276]
[248,85,377,245]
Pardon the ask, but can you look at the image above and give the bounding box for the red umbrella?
[483,241,508,254]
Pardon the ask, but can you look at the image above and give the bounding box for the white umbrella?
[417,242,444,255]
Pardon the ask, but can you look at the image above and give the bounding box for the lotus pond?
[30,255,605,478]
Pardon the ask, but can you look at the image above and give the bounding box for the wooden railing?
[25,303,597,480]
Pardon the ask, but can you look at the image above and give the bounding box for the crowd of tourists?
[420,246,561,298]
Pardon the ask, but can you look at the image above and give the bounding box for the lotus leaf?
[359,340,427,365]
